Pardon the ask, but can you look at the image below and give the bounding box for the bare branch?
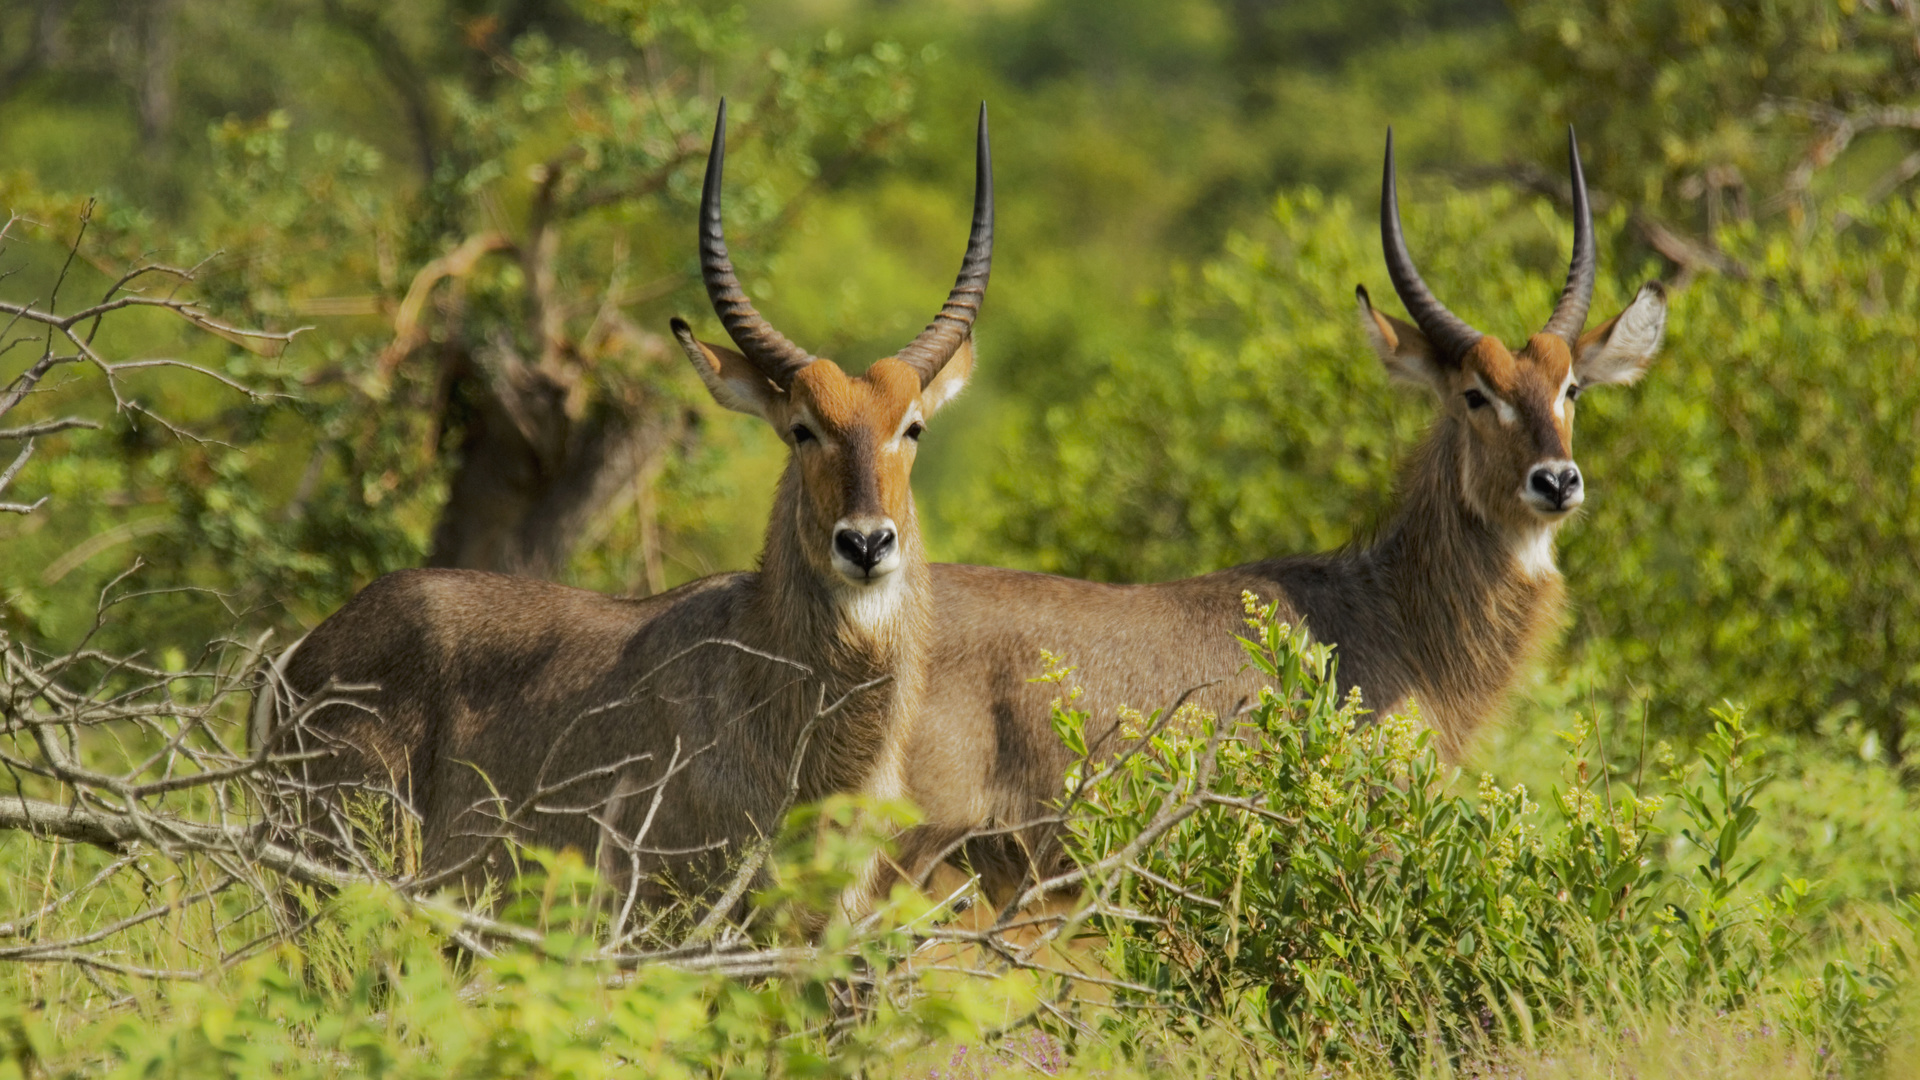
[374,231,514,380]
[0,437,42,513]
[685,673,894,945]
[0,417,98,441]
[1630,212,1749,285]
[1762,98,1920,217]
[0,205,292,516]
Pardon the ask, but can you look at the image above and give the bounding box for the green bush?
[0,846,1023,1080]
[1572,204,1920,752]
[3,601,1917,1077]
[1058,598,1916,1067]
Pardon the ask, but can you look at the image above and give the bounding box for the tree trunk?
[426,333,689,582]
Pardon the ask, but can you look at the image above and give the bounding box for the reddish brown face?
[673,327,975,593]
[781,357,930,586]
[1360,282,1669,537]
[677,101,991,601]
[673,100,991,604]
[1445,333,1583,530]
[1361,126,1674,551]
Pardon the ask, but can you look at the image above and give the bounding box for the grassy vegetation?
[4,609,1917,1077]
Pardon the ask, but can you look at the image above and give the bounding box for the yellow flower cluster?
[1240,589,1279,630]
[1608,794,1662,851]
[1566,712,1598,744]
[1171,701,1214,737]
[1476,772,1544,865]
[1377,698,1425,766]
[1558,785,1600,828]
[1476,771,1502,804]
[1033,648,1085,710]
[1234,819,1270,872]
[1497,893,1521,925]
[1306,769,1342,813]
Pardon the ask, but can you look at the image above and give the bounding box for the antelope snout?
[1524,461,1583,514]
[831,517,900,582]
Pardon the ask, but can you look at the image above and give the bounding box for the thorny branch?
[1456,92,1920,288]
[1447,161,1754,285]
[1,610,918,988]
[1,577,1291,1060]
[0,204,304,517]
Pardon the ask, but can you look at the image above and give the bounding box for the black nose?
[833,527,896,573]
[1528,465,1582,508]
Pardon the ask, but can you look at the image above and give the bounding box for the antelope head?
[672,101,992,600]
[1357,128,1668,562]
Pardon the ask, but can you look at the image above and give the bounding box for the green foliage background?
[3,0,1920,1071]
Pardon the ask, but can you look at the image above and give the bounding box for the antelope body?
[900,130,1668,901]
[263,102,994,918]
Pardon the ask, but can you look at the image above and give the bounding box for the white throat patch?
[839,572,906,631]
[1512,526,1558,580]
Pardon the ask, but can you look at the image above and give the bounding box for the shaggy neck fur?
[751,460,931,804]
[1343,416,1566,757]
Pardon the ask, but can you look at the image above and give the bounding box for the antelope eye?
[1566,382,1583,402]
[904,421,925,441]
[1463,389,1490,410]
[790,424,817,444]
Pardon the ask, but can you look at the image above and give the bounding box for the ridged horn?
[1381,127,1483,365]
[1540,126,1596,345]
[698,99,816,386]
[893,102,994,388]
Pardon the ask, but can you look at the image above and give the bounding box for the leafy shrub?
[1571,203,1920,753]
[1058,598,1916,1067]
[2,599,1916,1077]
[0,846,1021,1080]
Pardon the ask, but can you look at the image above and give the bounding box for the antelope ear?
[672,317,783,420]
[1574,282,1667,387]
[918,336,974,417]
[1357,285,1445,393]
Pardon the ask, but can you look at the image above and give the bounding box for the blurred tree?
[1514,0,1920,262]
[1222,0,1507,79]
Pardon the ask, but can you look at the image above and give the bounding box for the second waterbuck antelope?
[901,128,1667,902]
[261,101,993,921]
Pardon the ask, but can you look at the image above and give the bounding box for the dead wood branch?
[1764,98,1920,217]
[0,203,299,517]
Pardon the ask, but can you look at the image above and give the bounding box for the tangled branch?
[1763,98,1920,217]
[0,203,305,516]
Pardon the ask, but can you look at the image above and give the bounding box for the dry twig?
[0,203,304,517]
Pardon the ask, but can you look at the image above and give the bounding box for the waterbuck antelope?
[260,101,993,920]
[901,129,1667,902]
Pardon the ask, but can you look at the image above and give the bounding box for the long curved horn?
[893,102,994,387]
[698,99,816,386]
[1381,127,1483,365]
[1540,126,1596,345]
